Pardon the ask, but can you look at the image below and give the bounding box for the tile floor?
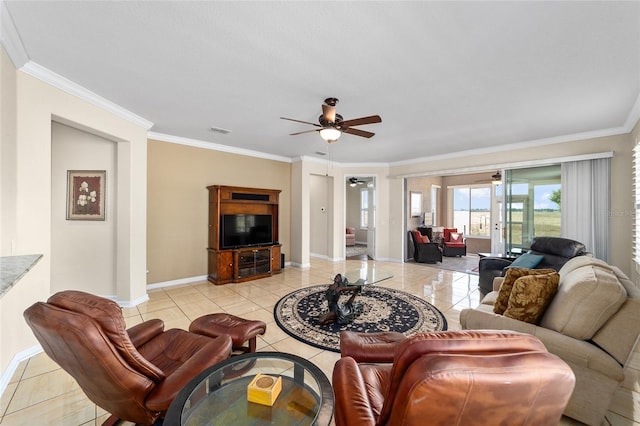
[0,257,586,425]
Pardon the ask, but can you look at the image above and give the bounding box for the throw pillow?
[494,268,557,315]
[508,253,544,269]
[420,235,430,243]
[450,232,463,243]
[503,272,560,324]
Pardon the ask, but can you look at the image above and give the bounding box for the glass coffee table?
[343,265,393,286]
[165,352,334,425]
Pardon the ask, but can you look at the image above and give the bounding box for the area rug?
[432,254,480,275]
[345,244,367,257]
[274,285,448,352]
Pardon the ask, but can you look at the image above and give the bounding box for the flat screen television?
[220,214,274,248]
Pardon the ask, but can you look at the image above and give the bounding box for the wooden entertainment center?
[207,185,282,285]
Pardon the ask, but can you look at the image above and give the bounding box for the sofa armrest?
[479,257,514,271]
[145,334,232,411]
[127,319,164,348]
[459,308,624,381]
[339,331,407,363]
[332,357,377,426]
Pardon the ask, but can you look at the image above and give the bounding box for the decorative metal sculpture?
[318,273,363,325]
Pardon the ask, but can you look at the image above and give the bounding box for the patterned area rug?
[274,285,448,352]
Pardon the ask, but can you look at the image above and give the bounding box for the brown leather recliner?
[23,290,233,426]
[333,330,575,426]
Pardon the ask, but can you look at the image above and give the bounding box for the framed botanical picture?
[66,170,106,221]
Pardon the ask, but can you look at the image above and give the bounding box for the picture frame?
[66,170,106,221]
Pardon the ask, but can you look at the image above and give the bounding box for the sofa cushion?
[508,253,544,269]
[503,272,559,324]
[540,259,627,340]
[494,268,557,315]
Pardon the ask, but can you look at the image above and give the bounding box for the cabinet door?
[216,251,234,283]
[271,245,281,274]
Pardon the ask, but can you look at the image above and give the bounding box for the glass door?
[504,165,561,254]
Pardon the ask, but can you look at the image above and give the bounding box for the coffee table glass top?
[165,352,334,426]
[343,266,393,286]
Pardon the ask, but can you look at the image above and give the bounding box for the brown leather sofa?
[333,330,575,426]
[23,290,233,425]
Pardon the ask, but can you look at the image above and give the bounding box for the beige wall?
[0,48,148,377]
[51,123,117,296]
[309,174,331,258]
[146,139,291,284]
[290,159,394,264]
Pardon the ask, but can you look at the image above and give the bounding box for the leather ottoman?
[189,313,266,354]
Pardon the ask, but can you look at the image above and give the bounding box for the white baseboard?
[0,345,42,399]
[147,275,208,290]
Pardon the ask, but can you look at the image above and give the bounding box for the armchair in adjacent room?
[24,290,233,426]
[409,230,442,263]
[333,330,575,426]
[345,226,356,246]
[441,227,466,257]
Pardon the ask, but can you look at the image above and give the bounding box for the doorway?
[345,176,376,260]
[503,165,561,253]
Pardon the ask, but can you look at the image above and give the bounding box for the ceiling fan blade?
[280,117,321,127]
[340,115,382,127]
[343,127,375,138]
[322,104,336,123]
[290,129,320,136]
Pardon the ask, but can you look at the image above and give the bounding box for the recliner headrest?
[530,237,585,258]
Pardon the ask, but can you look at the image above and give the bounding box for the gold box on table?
[247,374,282,406]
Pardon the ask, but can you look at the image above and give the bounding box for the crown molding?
[624,92,640,131]
[390,125,628,167]
[391,151,614,179]
[20,61,153,130]
[0,1,28,67]
[148,132,292,163]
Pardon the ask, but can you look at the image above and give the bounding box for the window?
[453,186,491,237]
[360,188,369,229]
[430,185,440,225]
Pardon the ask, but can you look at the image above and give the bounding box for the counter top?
[1,254,43,298]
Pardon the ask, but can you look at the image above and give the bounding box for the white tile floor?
[0,257,587,425]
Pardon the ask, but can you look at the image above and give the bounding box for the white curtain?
[561,158,610,261]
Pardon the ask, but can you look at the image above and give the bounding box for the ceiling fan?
[348,177,366,187]
[280,98,382,143]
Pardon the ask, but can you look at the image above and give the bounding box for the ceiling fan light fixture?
[319,127,341,142]
[491,170,502,185]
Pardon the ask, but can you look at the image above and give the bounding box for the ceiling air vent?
[209,126,232,135]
